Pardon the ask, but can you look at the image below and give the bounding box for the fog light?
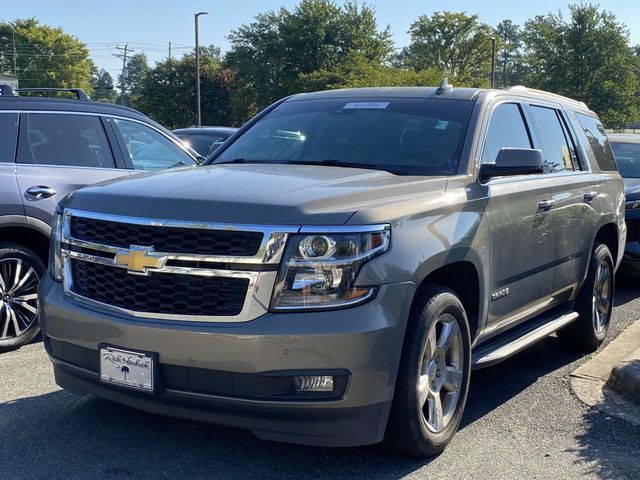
[294,375,334,392]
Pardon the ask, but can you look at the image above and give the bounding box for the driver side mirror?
[481,148,544,180]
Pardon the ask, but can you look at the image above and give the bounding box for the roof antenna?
[436,77,452,95]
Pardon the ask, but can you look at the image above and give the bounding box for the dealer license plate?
[99,346,155,392]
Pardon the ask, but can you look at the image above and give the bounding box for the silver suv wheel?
[592,259,612,334]
[418,314,464,433]
[0,258,40,340]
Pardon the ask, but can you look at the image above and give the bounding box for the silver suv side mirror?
[481,148,544,180]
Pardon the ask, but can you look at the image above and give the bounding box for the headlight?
[270,227,390,310]
[49,209,64,281]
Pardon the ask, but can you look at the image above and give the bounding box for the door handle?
[25,185,56,199]
[583,191,597,203]
[537,199,556,212]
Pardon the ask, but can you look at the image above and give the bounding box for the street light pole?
[194,11,209,127]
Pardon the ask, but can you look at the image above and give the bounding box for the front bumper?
[39,276,415,447]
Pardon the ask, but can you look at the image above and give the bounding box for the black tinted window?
[19,113,115,168]
[482,103,531,163]
[530,106,575,173]
[175,133,228,157]
[576,113,617,171]
[611,141,640,178]
[0,113,18,163]
[216,98,475,176]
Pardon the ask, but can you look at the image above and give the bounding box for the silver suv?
[40,85,625,457]
[0,86,197,351]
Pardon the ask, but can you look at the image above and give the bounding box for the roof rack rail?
[15,87,91,101]
[0,84,18,96]
[504,85,587,108]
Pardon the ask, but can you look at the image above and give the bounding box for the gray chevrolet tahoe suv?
[39,85,626,457]
[0,86,197,351]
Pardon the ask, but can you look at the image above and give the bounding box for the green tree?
[90,64,116,103]
[522,4,639,128]
[298,53,444,91]
[136,48,233,129]
[494,20,523,87]
[118,52,149,107]
[399,11,494,86]
[225,0,393,115]
[0,18,92,92]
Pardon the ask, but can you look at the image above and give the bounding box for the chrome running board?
[472,311,580,369]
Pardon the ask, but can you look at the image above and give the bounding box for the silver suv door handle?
[583,191,597,203]
[537,200,556,212]
[25,185,57,199]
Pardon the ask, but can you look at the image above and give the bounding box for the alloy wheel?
[0,258,40,340]
[592,259,612,334]
[417,314,464,433]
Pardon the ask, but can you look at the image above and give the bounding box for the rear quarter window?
[575,113,617,172]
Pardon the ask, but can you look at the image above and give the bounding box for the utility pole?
[168,41,172,60]
[113,44,132,105]
[12,25,17,75]
[194,12,209,126]
[490,37,497,89]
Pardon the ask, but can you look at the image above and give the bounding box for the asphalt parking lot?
[1,277,639,480]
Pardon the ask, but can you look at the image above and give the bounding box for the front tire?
[557,243,614,350]
[0,243,45,352]
[385,285,471,458]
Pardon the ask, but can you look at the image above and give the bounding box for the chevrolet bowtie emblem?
[114,246,168,275]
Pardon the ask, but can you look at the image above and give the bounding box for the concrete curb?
[570,320,640,425]
[607,348,640,403]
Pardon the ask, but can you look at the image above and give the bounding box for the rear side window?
[18,113,116,168]
[575,113,617,171]
[530,106,576,173]
[482,103,532,163]
[0,112,18,163]
[112,119,195,170]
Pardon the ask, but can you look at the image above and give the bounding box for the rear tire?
[0,243,45,352]
[384,285,471,458]
[557,243,614,351]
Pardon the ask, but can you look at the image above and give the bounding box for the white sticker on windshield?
[435,120,449,130]
[342,102,390,110]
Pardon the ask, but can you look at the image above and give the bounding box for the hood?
[624,178,640,197]
[62,164,448,225]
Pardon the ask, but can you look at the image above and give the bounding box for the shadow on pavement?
[569,392,640,479]
[613,274,640,307]
[0,390,428,479]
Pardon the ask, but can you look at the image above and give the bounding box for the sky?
[3,0,640,77]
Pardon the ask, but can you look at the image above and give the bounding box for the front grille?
[71,260,248,317]
[70,216,263,256]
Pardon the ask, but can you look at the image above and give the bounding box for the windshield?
[213,97,475,175]
[611,141,640,178]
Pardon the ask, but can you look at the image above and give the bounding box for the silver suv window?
[529,106,577,173]
[18,113,116,168]
[482,103,532,163]
[112,119,195,170]
[576,113,618,172]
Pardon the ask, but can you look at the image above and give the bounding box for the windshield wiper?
[286,159,410,175]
